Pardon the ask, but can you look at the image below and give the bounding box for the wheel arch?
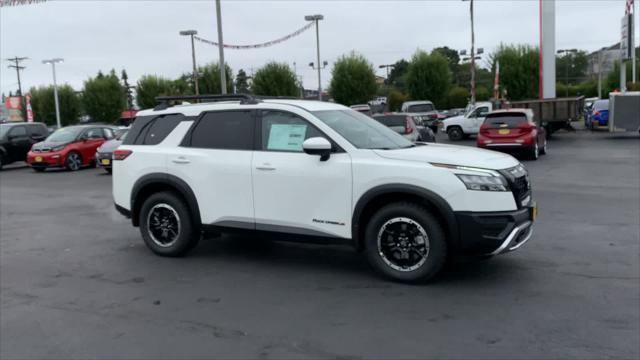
[351,184,459,252]
[130,173,201,227]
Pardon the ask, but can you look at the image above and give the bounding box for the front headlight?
[455,174,509,192]
[52,145,66,151]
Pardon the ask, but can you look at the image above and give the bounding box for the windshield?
[593,100,609,110]
[0,124,11,139]
[312,110,413,150]
[407,104,433,113]
[46,127,82,143]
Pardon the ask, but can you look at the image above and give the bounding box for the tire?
[529,142,539,160]
[364,202,448,283]
[32,167,46,172]
[447,126,464,141]
[65,152,83,171]
[539,139,547,155]
[139,191,199,257]
[0,153,3,171]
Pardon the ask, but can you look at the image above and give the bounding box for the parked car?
[441,102,493,140]
[477,109,547,160]
[372,113,436,143]
[0,122,49,170]
[113,94,535,283]
[400,100,440,132]
[96,128,128,174]
[350,104,372,116]
[586,99,609,129]
[27,125,116,172]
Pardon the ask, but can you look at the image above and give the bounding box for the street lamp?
[215,0,227,94]
[379,64,395,83]
[305,14,324,100]
[462,0,477,105]
[179,30,200,96]
[557,49,577,97]
[42,58,63,129]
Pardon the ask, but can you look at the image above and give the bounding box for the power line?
[5,56,28,97]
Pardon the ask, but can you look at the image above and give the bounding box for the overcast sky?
[0,0,635,95]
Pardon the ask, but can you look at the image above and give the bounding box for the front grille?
[499,164,531,208]
[32,148,51,153]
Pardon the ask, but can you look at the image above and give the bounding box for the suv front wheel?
[364,202,447,283]
[139,191,199,256]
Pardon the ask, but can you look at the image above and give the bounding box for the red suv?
[27,125,116,171]
[477,109,547,160]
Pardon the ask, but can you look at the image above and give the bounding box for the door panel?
[252,110,352,239]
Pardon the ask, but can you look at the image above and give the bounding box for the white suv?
[113,95,536,283]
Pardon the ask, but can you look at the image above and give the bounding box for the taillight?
[518,123,535,133]
[113,149,132,160]
[480,124,491,134]
[593,111,601,117]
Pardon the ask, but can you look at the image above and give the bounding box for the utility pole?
[6,56,27,97]
[597,48,605,98]
[305,14,324,100]
[42,58,63,129]
[180,30,200,95]
[469,0,476,105]
[379,64,395,83]
[215,0,227,94]
[557,49,577,97]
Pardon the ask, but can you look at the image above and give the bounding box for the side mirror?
[303,137,332,161]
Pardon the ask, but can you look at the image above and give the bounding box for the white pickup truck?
[441,102,493,141]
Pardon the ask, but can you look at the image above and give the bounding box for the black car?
[0,122,49,170]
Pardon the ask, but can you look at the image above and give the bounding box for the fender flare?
[130,173,201,227]
[351,184,459,250]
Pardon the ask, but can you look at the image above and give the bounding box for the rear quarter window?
[123,114,186,145]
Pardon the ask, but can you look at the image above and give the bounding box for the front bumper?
[455,203,536,255]
[27,151,65,168]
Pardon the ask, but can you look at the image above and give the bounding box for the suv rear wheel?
[447,126,464,141]
[364,202,447,283]
[139,191,199,256]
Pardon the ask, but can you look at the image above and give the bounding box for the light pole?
[42,58,63,129]
[305,14,324,100]
[462,0,477,105]
[215,0,227,94]
[557,49,577,97]
[379,64,395,83]
[180,30,200,96]
[596,47,606,98]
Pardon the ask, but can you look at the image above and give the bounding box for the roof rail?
[154,94,261,111]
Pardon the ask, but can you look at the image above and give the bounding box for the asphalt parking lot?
[1,129,638,359]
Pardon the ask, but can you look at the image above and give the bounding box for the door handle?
[172,157,190,164]
[256,166,276,171]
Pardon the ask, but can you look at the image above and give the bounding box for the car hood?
[442,115,465,124]
[31,141,70,150]
[373,143,519,170]
[97,139,122,153]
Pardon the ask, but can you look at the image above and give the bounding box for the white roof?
[136,99,347,117]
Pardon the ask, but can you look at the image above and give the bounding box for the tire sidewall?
[364,203,447,283]
[139,191,197,257]
[447,127,463,141]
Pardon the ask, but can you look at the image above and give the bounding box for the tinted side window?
[9,126,27,137]
[189,111,254,150]
[103,128,114,139]
[84,128,103,139]
[123,114,185,145]
[27,124,47,137]
[260,111,323,152]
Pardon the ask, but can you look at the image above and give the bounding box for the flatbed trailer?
[504,96,585,137]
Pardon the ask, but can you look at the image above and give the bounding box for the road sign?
[621,14,634,60]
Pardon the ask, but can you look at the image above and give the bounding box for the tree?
[252,62,300,97]
[199,62,233,94]
[433,46,460,83]
[29,84,81,126]
[329,52,377,106]
[406,50,451,107]
[555,50,588,85]
[491,44,539,100]
[82,70,125,123]
[235,69,250,94]
[387,90,409,111]
[121,69,134,109]
[136,75,187,109]
[387,59,409,90]
[446,86,470,109]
